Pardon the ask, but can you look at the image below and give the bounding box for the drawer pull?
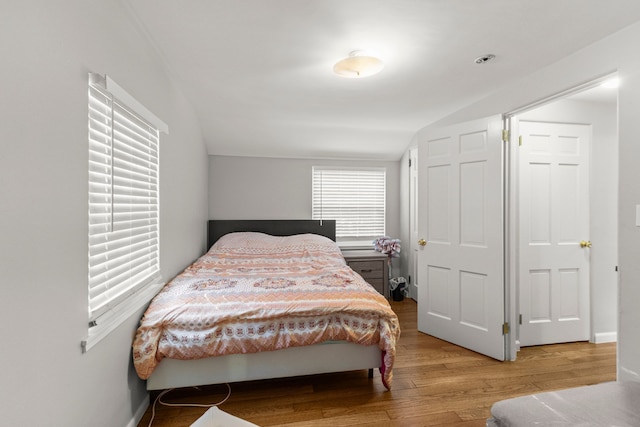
[360,269,373,273]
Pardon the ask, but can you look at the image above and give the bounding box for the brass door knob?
[580,240,592,248]
[418,239,427,247]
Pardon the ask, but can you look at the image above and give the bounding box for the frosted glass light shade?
[333,51,383,78]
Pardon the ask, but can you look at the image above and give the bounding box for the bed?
[133,220,400,391]
[486,381,640,426]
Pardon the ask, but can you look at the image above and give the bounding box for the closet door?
[518,121,591,346]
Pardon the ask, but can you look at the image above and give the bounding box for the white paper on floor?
[190,407,260,427]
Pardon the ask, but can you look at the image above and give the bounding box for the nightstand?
[342,250,389,298]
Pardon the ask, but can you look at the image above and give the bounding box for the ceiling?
[125,0,638,161]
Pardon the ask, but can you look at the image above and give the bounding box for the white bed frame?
[145,220,384,391]
[147,342,381,390]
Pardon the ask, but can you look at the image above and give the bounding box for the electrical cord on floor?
[146,383,232,427]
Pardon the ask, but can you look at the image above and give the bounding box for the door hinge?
[502,129,509,142]
[519,135,523,146]
[409,158,412,167]
[519,314,523,325]
[502,322,510,335]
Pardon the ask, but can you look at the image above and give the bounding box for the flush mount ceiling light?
[333,50,384,78]
[474,54,496,64]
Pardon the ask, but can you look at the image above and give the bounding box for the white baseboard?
[126,394,150,427]
[593,331,617,344]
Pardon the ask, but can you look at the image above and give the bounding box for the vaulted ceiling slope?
[125,1,640,160]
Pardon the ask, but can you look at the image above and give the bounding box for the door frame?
[503,72,618,360]
[408,147,419,301]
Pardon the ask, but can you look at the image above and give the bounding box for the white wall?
[209,155,402,272]
[419,21,640,382]
[519,99,618,342]
[0,2,208,426]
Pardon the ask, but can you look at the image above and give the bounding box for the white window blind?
[312,167,386,240]
[87,74,162,327]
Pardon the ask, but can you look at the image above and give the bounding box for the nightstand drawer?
[349,260,384,279]
[342,249,389,298]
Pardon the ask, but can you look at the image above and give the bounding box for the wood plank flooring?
[138,299,616,427]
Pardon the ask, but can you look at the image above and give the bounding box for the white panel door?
[518,121,591,346]
[417,115,505,361]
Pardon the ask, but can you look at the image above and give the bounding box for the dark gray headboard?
[207,219,336,249]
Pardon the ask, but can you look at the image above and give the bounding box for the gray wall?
[209,155,402,272]
[0,2,209,426]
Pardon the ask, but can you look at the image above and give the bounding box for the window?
[84,74,167,352]
[312,167,386,243]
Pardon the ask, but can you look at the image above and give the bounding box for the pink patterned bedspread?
[133,232,400,389]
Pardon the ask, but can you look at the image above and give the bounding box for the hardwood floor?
[138,299,616,427]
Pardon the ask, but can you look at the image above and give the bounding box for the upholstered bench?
[487,381,640,426]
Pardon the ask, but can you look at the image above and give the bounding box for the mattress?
[487,381,640,426]
[133,232,400,388]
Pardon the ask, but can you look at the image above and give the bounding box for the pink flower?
[373,236,401,258]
